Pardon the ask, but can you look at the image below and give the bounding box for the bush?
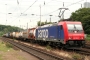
[5,43,13,48]
[85,34,90,40]
[72,54,84,60]
[46,45,52,51]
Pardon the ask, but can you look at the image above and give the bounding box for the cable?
[10,0,54,25]
[42,0,54,6]
[31,0,85,22]
[9,0,38,24]
[66,0,84,7]
[22,0,38,14]
[43,0,84,15]
[9,0,85,26]
[32,0,85,22]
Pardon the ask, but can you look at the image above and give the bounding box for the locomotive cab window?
[67,24,83,33]
[60,25,63,30]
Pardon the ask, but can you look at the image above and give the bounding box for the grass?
[0,54,3,60]
[17,56,26,60]
[0,41,13,60]
[0,41,27,60]
[5,42,13,48]
[0,42,13,52]
[85,34,90,40]
[46,45,52,51]
[72,53,84,60]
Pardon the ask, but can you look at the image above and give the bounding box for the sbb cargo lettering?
[38,29,48,38]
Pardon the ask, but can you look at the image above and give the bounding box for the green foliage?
[72,54,84,60]
[5,42,13,48]
[37,21,53,26]
[70,8,90,34]
[0,25,23,36]
[0,32,4,36]
[0,42,12,52]
[0,54,3,60]
[85,34,90,40]
[17,56,26,60]
[46,45,52,50]
[1,42,4,44]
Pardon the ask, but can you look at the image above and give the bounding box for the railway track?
[77,43,90,55]
[1,37,70,60]
[84,43,90,49]
[67,47,90,56]
[74,48,90,55]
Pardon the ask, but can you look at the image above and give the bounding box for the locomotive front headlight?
[81,37,83,39]
[69,37,72,39]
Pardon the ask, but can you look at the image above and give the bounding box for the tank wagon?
[20,28,36,40]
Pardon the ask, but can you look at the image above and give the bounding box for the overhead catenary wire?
[9,0,85,27]
[21,0,38,14]
[43,0,85,16]
[34,0,84,18]
[9,0,38,24]
[32,0,85,22]
[66,0,84,7]
[9,0,55,25]
[9,0,62,25]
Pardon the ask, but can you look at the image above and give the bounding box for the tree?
[70,8,90,34]
[37,21,45,26]
[0,24,23,36]
[37,21,53,26]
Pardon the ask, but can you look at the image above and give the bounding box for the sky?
[0,0,89,29]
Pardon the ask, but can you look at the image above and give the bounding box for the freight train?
[3,21,85,47]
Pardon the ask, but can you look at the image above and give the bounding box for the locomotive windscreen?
[67,24,83,33]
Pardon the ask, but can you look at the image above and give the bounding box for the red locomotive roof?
[58,21,81,25]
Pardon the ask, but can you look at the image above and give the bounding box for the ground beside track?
[0,39,39,60]
[1,37,90,60]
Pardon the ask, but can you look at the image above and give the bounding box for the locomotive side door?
[58,25,64,42]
